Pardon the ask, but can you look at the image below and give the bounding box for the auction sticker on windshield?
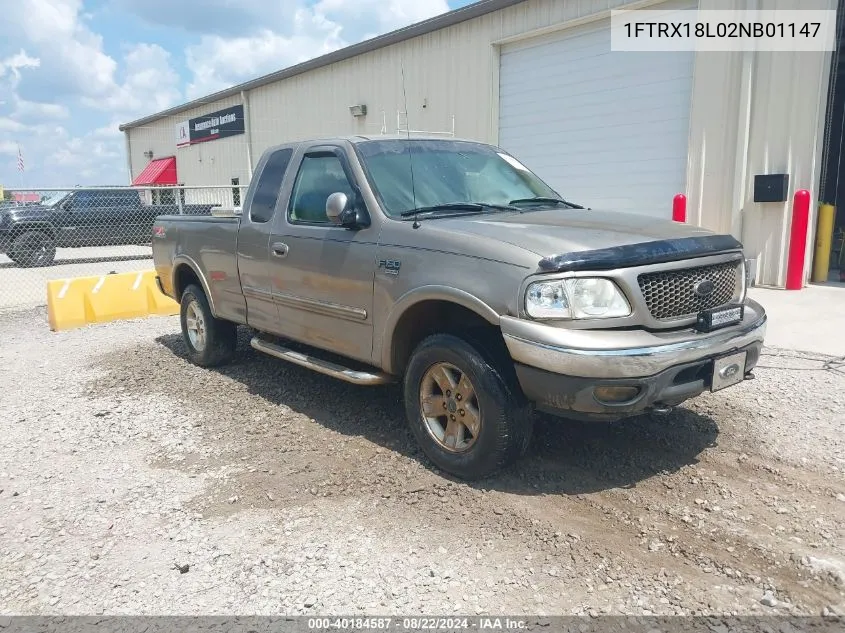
[497,153,530,172]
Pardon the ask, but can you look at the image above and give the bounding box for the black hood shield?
[538,234,744,272]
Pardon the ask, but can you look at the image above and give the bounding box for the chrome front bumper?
[501,299,767,380]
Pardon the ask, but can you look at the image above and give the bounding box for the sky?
[0,0,474,188]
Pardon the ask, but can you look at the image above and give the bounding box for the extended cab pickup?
[0,188,218,267]
[152,135,767,480]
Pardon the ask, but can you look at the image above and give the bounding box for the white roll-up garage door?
[498,1,696,219]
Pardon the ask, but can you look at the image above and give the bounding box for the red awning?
[132,156,177,186]
[12,192,40,202]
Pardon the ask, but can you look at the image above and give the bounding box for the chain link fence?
[0,185,247,311]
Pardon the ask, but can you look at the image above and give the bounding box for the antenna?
[400,59,420,228]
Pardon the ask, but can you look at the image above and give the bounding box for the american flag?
[16,144,24,173]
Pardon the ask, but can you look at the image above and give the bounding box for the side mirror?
[326,191,371,229]
[325,192,348,225]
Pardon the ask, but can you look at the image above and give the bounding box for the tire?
[179,284,237,367]
[403,333,533,481]
[10,230,56,267]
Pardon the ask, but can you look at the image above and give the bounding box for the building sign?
[175,104,245,148]
[175,120,190,147]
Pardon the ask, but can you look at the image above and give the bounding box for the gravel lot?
[0,308,844,617]
[0,246,152,310]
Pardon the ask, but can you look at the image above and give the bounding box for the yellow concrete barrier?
[47,269,179,332]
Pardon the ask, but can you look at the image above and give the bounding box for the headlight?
[525,277,631,320]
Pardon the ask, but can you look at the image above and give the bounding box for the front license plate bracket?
[711,350,748,392]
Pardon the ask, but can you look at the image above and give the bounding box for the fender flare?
[380,285,501,373]
[11,222,57,239]
[172,255,217,315]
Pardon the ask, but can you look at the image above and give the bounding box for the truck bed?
[152,213,245,323]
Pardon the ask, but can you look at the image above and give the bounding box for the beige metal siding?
[246,19,494,160]
[740,48,832,287]
[685,0,836,287]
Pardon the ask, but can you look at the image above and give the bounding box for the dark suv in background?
[0,188,219,267]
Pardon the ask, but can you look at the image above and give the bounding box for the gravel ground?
[0,308,844,617]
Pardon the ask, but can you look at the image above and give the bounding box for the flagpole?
[16,142,24,190]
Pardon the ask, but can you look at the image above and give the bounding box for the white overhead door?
[498,1,696,219]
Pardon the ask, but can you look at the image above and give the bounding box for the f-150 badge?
[377,258,401,275]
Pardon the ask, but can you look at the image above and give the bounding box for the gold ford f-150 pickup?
[152,135,766,480]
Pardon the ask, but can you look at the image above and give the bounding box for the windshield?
[42,191,71,207]
[355,139,562,218]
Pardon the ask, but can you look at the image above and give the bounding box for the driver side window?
[72,191,94,210]
[289,153,355,224]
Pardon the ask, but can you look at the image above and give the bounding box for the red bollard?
[672,193,687,222]
[785,189,811,290]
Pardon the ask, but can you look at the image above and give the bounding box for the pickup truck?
[0,188,218,267]
[152,135,767,480]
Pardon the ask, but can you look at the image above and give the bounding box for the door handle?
[272,242,289,258]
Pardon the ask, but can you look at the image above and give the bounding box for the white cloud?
[12,99,70,121]
[185,10,346,99]
[10,121,127,185]
[49,136,122,172]
[0,49,70,123]
[0,0,182,185]
[0,50,40,79]
[0,118,27,133]
[0,141,19,156]
[4,0,119,104]
[116,0,305,37]
[92,121,124,139]
[182,0,449,100]
[4,1,181,117]
[85,43,181,116]
[316,0,450,37]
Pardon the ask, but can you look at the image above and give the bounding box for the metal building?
[119,0,841,288]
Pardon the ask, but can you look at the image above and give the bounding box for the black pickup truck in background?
[0,188,219,267]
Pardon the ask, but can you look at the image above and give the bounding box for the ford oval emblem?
[719,363,740,379]
[694,279,715,297]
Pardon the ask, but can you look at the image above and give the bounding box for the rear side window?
[73,190,94,207]
[250,148,293,223]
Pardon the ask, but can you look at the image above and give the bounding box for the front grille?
[638,261,740,320]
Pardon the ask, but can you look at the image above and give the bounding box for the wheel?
[403,333,533,481]
[179,284,237,367]
[10,231,56,267]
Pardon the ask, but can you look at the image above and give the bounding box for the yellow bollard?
[812,203,836,282]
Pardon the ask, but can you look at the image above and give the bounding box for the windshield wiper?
[399,202,518,218]
[508,196,585,209]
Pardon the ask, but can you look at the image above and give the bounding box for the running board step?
[250,337,395,386]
